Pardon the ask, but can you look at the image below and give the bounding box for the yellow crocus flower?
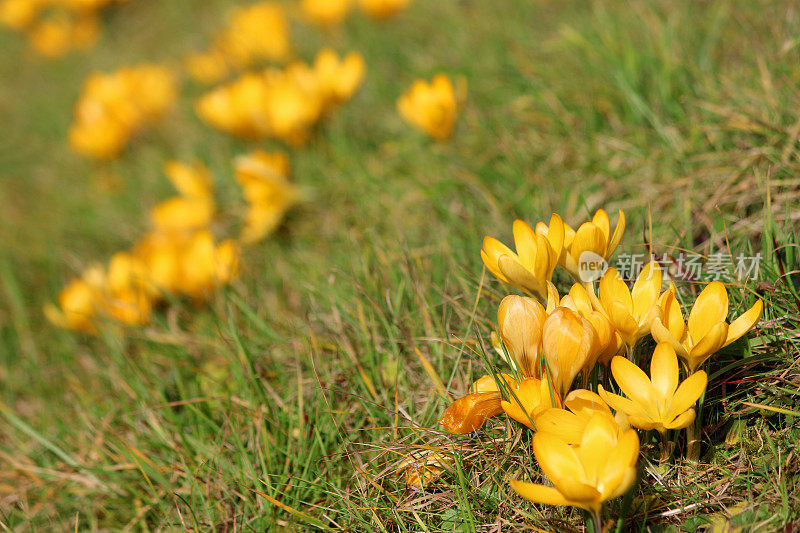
[593,262,663,351]
[217,2,290,68]
[150,161,215,234]
[359,0,410,18]
[558,283,620,368]
[510,411,639,523]
[397,74,465,141]
[0,0,42,30]
[495,294,546,378]
[44,266,105,333]
[543,307,602,398]
[652,281,763,372]
[104,252,153,326]
[535,389,628,445]
[500,376,560,430]
[560,209,625,283]
[481,214,565,303]
[598,342,707,433]
[235,150,303,244]
[301,0,350,27]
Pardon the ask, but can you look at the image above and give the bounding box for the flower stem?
[589,509,603,533]
[658,429,673,464]
[686,418,701,463]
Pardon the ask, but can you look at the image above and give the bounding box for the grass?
[1,0,799,530]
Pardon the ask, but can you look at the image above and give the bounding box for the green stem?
[658,429,673,464]
[686,418,701,463]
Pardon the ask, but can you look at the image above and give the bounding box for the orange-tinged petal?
[610,356,657,412]
[724,298,763,347]
[667,370,707,420]
[438,392,503,434]
[687,281,729,344]
[631,261,661,321]
[497,295,546,377]
[650,342,679,404]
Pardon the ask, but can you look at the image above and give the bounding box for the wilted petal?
[438,392,503,434]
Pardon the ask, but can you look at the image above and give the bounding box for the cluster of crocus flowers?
[397,74,465,141]
[433,207,764,526]
[46,161,239,332]
[185,2,290,85]
[196,48,365,145]
[235,150,304,245]
[68,64,176,160]
[301,0,411,27]
[0,0,126,57]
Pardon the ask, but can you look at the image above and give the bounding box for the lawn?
[1,0,799,530]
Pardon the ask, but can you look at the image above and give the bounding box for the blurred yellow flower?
[186,2,290,85]
[598,343,707,433]
[397,74,465,140]
[593,261,663,351]
[235,150,303,244]
[44,266,105,333]
[150,161,215,234]
[197,51,363,145]
[301,0,351,27]
[481,214,565,302]
[652,281,763,372]
[359,0,410,18]
[69,65,176,159]
[511,412,639,520]
[0,0,42,30]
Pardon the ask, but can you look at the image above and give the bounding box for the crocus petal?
[610,356,658,412]
[570,223,606,264]
[510,480,575,508]
[688,321,729,370]
[564,389,611,417]
[545,213,565,258]
[667,370,707,420]
[597,386,652,422]
[534,408,586,445]
[657,285,686,341]
[723,298,763,347]
[650,342,679,403]
[498,255,545,298]
[438,392,503,434]
[578,414,617,482]
[533,432,585,484]
[598,428,639,499]
[665,408,695,430]
[599,268,633,312]
[631,261,661,321]
[607,209,625,257]
[591,209,611,245]
[651,318,690,359]
[606,466,637,501]
[608,300,639,339]
[512,219,538,271]
[687,281,729,343]
[481,236,515,278]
